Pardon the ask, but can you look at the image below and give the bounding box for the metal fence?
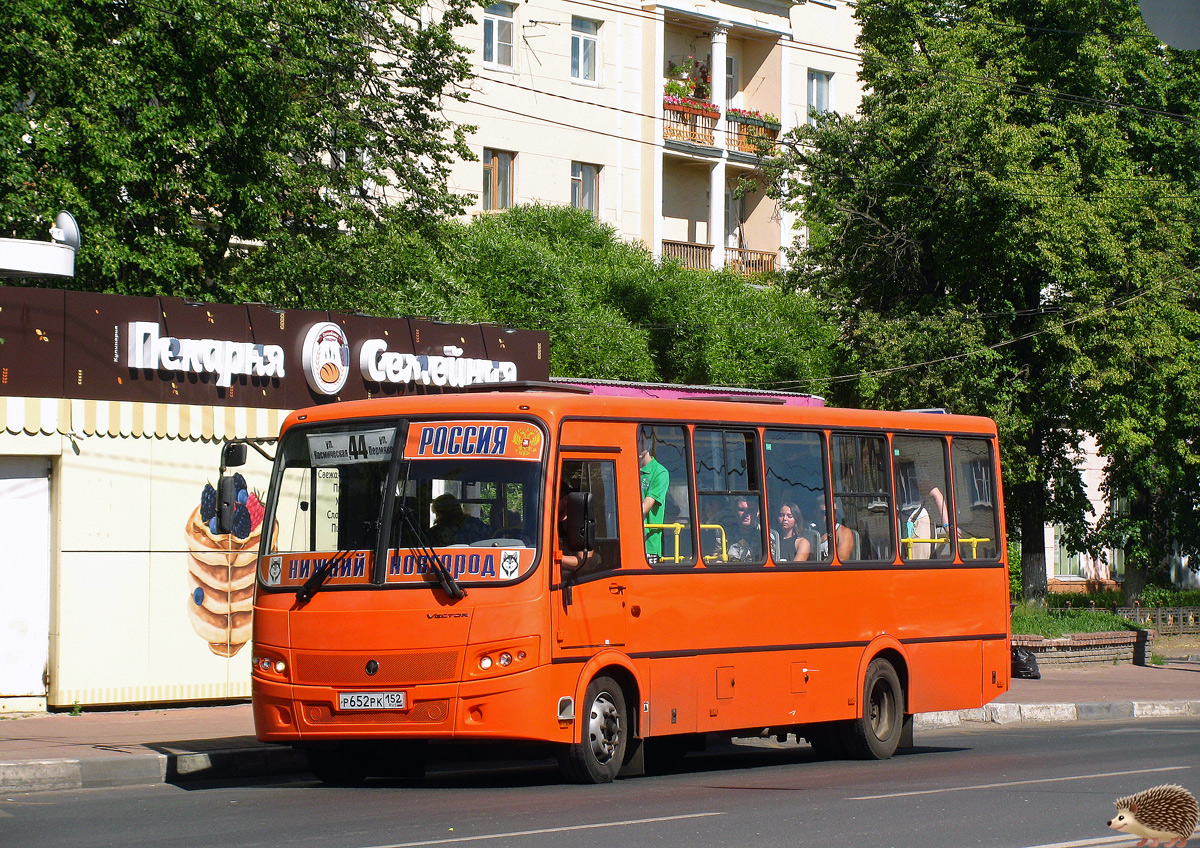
[1117,606,1200,635]
[1044,605,1200,635]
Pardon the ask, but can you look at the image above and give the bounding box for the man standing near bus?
[639,426,669,559]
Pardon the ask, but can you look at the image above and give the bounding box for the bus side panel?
[647,656,700,735]
[983,632,1011,698]
[904,639,998,714]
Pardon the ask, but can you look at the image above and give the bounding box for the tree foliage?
[231,203,838,391]
[2,0,478,297]
[764,0,1200,598]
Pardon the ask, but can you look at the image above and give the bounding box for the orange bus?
[247,383,1010,784]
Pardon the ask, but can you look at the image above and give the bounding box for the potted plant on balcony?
[665,55,713,103]
[727,107,780,130]
[664,92,720,118]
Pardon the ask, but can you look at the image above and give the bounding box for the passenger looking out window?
[764,429,828,562]
[727,496,763,562]
[694,428,764,563]
[775,502,811,562]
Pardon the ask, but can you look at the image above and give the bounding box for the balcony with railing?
[724,110,781,155]
[725,247,778,276]
[662,242,779,276]
[663,97,719,147]
[662,239,713,270]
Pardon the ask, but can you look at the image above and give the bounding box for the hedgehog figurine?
[1107,784,1199,848]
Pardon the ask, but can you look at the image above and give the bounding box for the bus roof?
[283,384,998,437]
[550,377,825,407]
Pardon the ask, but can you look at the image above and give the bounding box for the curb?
[0,744,307,795]
[914,700,1200,729]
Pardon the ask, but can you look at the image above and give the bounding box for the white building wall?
[445,0,864,259]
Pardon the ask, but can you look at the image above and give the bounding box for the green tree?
[452,205,836,391]
[2,0,478,297]
[764,0,1200,599]
[230,204,838,392]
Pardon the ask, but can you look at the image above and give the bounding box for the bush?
[1138,586,1200,608]
[1010,603,1143,637]
[1045,590,1124,610]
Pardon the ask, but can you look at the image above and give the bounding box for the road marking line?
[849,766,1190,800]
[1014,825,1200,848]
[360,812,726,847]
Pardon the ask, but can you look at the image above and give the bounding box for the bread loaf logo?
[301,321,351,396]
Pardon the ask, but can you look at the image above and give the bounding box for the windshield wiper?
[295,545,358,605]
[397,498,465,600]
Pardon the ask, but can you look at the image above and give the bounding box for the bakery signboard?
[0,286,549,407]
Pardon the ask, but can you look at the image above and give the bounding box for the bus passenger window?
[559,459,621,574]
[765,430,827,562]
[637,424,693,566]
[951,439,999,560]
[694,429,764,564]
[832,434,894,561]
[893,435,951,561]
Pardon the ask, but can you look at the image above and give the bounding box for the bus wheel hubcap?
[587,693,620,763]
[869,680,894,739]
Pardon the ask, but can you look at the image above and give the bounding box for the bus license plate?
[338,691,407,711]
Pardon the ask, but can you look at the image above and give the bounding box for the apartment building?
[444,0,863,274]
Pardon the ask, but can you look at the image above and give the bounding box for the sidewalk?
[2,660,1197,795]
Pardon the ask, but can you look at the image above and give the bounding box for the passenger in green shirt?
[639,429,669,558]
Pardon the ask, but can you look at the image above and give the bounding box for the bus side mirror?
[563,491,596,552]
[222,442,247,468]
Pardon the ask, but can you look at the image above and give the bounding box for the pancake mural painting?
[186,474,275,657]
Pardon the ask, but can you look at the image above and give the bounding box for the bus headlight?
[469,637,538,680]
[252,651,289,680]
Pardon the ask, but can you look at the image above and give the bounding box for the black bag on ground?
[1011,646,1041,680]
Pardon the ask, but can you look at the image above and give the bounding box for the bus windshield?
[261,418,544,589]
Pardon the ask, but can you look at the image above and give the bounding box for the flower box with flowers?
[663,94,720,117]
[726,108,780,130]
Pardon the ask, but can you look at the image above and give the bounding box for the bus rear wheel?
[844,658,904,760]
[557,675,627,784]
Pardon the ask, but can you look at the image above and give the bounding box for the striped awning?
[0,395,289,441]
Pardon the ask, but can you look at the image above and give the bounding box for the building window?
[571,18,598,82]
[484,3,514,68]
[1054,525,1082,577]
[482,149,514,210]
[571,162,599,217]
[726,55,739,105]
[808,70,833,123]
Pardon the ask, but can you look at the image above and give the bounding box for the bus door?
[552,439,628,654]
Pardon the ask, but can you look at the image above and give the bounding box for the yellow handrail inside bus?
[957,537,992,558]
[900,536,993,559]
[643,522,687,563]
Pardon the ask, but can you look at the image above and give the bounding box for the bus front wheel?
[557,675,627,784]
[845,658,904,760]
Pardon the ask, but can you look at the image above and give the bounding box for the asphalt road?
[3,718,1198,848]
